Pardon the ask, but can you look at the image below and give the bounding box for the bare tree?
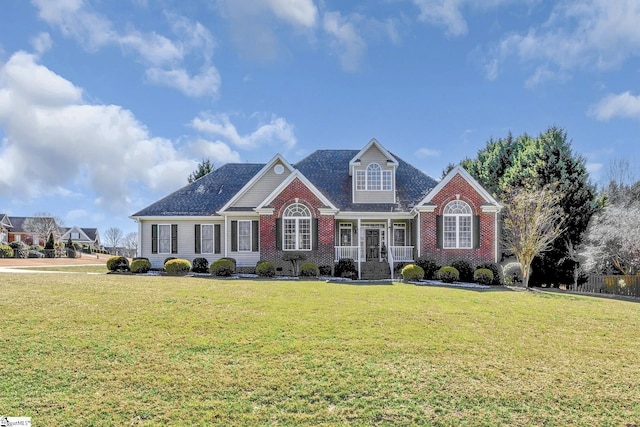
[23,212,63,245]
[124,232,138,257]
[581,203,640,275]
[104,227,124,254]
[502,186,566,287]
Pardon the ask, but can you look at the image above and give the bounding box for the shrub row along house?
[131,139,502,279]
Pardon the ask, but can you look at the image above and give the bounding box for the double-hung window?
[356,163,393,191]
[283,203,311,251]
[238,220,252,252]
[201,224,214,254]
[393,223,406,246]
[158,224,172,254]
[443,201,472,249]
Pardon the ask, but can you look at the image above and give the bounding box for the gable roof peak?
[349,138,399,167]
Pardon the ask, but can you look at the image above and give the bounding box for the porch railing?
[335,246,414,262]
[335,246,359,261]
[389,246,414,262]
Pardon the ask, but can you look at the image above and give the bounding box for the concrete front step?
[360,261,391,280]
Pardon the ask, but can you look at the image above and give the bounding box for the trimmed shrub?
[335,258,357,279]
[28,250,44,258]
[401,264,425,281]
[416,257,439,280]
[10,241,28,258]
[473,268,494,285]
[0,244,14,258]
[319,265,332,276]
[165,259,191,276]
[220,257,237,270]
[191,257,209,274]
[130,258,151,274]
[256,261,276,278]
[451,259,474,282]
[438,266,459,283]
[210,259,235,277]
[163,257,177,266]
[106,256,130,272]
[300,263,319,277]
[477,262,502,286]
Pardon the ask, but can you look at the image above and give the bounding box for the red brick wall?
[419,173,498,267]
[260,177,335,274]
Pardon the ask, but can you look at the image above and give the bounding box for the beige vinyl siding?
[353,145,396,204]
[232,161,291,208]
[140,220,225,269]
[226,215,261,267]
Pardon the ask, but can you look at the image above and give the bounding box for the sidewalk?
[0,253,112,268]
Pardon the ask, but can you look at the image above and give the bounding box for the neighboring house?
[131,139,502,278]
[0,214,12,244]
[60,226,101,249]
[6,216,53,246]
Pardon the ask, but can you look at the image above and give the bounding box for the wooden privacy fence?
[574,275,640,299]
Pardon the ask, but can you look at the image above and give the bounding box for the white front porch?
[334,245,414,263]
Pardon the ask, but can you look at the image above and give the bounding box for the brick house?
[131,139,501,278]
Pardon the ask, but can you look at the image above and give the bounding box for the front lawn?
[1,273,639,426]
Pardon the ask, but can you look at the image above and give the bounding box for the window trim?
[237,220,252,252]
[282,203,312,251]
[356,163,393,191]
[393,223,406,246]
[200,224,214,254]
[443,200,472,249]
[157,223,173,254]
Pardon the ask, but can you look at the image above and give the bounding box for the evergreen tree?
[45,232,55,250]
[188,158,215,183]
[456,126,598,286]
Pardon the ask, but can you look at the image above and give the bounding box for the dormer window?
[356,163,392,191]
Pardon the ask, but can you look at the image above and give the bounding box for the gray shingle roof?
[131,150,438,217]
[294,150,438,211]
[131,163,265,216]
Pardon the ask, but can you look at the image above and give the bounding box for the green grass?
[1,273,639,426]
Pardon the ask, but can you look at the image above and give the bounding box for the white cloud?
[145,65,221,98]
[590,91,640,121]
[31,32,53,54]
[191,113,297,151]
[265,0,318,28]
[32,0,220,97]
[0,52,200,213]
[323,12,366,72]
[411,0,468,36]
[188,138,242,164]
[415,148,440,158]
[489,0,640,81]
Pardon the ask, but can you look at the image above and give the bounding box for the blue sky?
[1,0,639,236]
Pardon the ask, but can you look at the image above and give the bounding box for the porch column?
[357,218,361,280]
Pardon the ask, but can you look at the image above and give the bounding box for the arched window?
[367,163,382,190]
[443,200,472,249]
[283,203,312,251]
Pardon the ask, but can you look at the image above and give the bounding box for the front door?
[366,229,380,261]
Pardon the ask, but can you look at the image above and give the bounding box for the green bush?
[477,262,502,286]
[256,261,276,278]
[165,259,191,276]
[130,258,151,274]
[0,244,14,258]
[473,268,494,285]
[401,264,425,281]
[220,257,237,270]
[191,257,209,273]
[319,265,332,276]
[106,256,130,272]
[9,241,28,258]
[451,259,474,282]
[28,250,44,258]
[438,266,460,283]
[210,259,235,277]
[163,257,177,266]
[416,257,439,280]
[300,263,319,277]
[335,258,357,279]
